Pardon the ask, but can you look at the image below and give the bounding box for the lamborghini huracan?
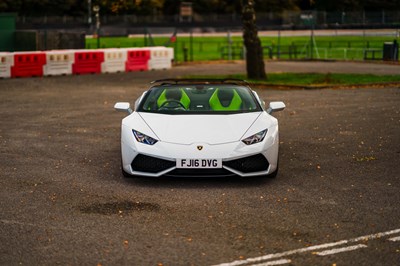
[114,79,285,178]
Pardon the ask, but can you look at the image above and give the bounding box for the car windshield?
[138,84,262,114]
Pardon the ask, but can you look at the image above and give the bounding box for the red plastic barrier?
[11,52,46,78]
[125,49,150,72]
[72,51,104,75]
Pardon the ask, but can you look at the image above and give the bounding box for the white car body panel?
[138,112,263,144]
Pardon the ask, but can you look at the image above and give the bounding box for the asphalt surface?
[0,61,399,266]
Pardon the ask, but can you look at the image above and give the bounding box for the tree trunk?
[242,0,267,80]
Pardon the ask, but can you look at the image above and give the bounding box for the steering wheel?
[158,100,187,110]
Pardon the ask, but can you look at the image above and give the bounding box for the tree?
[162,0,181,15]
[242,0,266,80]
[314,0,361,11]
[254,0,301,12]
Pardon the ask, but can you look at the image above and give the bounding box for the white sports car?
[114,79,285,178]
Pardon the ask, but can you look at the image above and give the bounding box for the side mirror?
[267,101,285,114]
[114,102,133,114]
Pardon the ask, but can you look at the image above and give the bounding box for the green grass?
[86,35,399,61]
[184,73,400,86]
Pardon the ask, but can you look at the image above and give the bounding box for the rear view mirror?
[114,102,133,114]
[267,101,285,114]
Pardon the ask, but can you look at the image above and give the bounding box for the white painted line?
[212,228,400,266]
[213,240,349,266]
[251,259,291,266]
[388,236,400,242]
[316,244,368,256]
[351,228,400,242]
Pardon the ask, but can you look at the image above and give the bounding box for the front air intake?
[224,154,269,173]
[131,154,175,173]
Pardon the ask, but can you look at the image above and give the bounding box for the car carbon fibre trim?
[164,168,236,178]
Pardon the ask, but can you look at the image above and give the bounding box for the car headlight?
[132,130,158,145]
[242,129,267,145]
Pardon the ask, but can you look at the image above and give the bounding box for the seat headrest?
[218,89,234,107]
[165,89,182,100]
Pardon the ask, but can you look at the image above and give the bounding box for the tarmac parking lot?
[0,61,399,265]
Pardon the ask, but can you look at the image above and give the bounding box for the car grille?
[224,154,269,173]
[131,154,175,173]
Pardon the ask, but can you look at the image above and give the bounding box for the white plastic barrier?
[43,50,74,76]
[148,47,174,70]
[101,48,127,73]
[0,52,14,78]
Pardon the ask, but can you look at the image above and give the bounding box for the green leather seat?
[157,89,191,109]
[209,88,242,111]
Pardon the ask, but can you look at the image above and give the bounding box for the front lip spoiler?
[164,172,237,178]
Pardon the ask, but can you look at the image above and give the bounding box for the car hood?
[138,112,262,145]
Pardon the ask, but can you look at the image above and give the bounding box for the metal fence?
[280,11,400,26]
[16,10,400,31]
[83,28,399,62]
[12,10,400,61]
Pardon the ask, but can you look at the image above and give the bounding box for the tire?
[267,159,279,178]
[122,168,133,178]
[267,165,278,178]
[121,160,134,178]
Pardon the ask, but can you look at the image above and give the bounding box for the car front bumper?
[121,124,280,178]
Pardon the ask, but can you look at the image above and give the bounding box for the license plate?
[176,159,222,169]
